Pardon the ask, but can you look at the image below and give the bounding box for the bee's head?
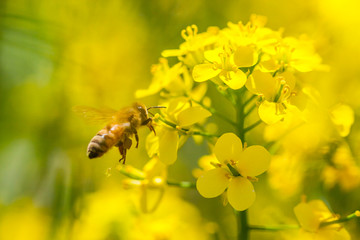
[133,102,149,123]
[133,102,166,124]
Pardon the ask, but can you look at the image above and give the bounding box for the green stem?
[236,93,245,141]
[320,211,360,228]
[249,225,299,231]
[244,103,257,118]
[236,210,249,240]
[167,180,196,188]
[191,98,237,127]
[244,120,263,133]
[118,168,196,188]
[234,90,249,240]
[243,95,256,107]
[157,116,219,138]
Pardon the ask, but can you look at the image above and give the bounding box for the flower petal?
[177,106,212,127]
[330,104,354,137]
[294,201,321,232]
[204,48,222,63]
[161,49,186,57]
[214,133,243,164]
[227,177,256,211]
[246,70,277,100]
[258,101,284,125]
[196,168,230,198]
[236,145,271,177]
[233,46,258,67]
[220,70,247,90]
[158,129,179,165]
[316,228,351,240]
[192,63,221,82]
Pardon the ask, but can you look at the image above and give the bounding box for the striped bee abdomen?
[87,124,126,159]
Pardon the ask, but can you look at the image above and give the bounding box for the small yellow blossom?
[135,58,186,98]
[270,36,325,73]
[192,46,248,89]
[322,143,360,191]
[246,70,299,124]
[121,157,167,213]
[146,97,212,165]
[294,199,351,240]
[223,15,281,51]
[329,104,354,137]
[196,133,271,211]
[162,25,220,67]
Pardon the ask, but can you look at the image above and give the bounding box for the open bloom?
[196,133,271,211]
[294,199,351,240]
[192,46,258,90]
[146,97,212,165]
[246,70,299,124]
[121,157,167,213]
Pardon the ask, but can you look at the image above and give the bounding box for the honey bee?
[74,102,164,163]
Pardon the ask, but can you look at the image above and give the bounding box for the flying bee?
[73,102,164,164]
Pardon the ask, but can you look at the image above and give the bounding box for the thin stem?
[236,93,245,141]
[156,115,219,138]
[167,180,196,188]
[236,211,249,240]
[244,120,263,133]
[243,95,256,107]
[320,211,360,228]
[118,168,196,188]
[249,225,299,231]
[244,103,257,118]
[191,98,237,127]
[234,90,249,240]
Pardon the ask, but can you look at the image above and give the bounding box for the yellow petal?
[161,49,185,57]
[233,46,258,67]
[177,106,212,127]
[246,70,277,99]
[227,177,256,211]
[236,145,271,177]
[258,101,284,125]
[158,129,179,165]
[204,48,222,63]
[316,228,351,240]
[196,168,230,198]
[258,58,279,72]
[190,83,208,102]
[294,200,326,232]
[145,132,159,158]
[330,104,354,137]
[214,133,243,164]
[192,63,221,82]
[143,157,167,180]
[220,70,247,90]
[278,71,296,91]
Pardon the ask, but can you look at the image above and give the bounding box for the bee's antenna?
[147,106,166,111]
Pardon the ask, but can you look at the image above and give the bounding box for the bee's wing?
[72,105,119,125]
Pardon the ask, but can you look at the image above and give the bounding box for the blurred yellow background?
[0,0,359,239]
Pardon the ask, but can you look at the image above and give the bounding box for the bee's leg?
[142,118,156,136]
[141,117,152,126]
[133,129,139,148]
[148,124,156,136]
[117,142,125,163]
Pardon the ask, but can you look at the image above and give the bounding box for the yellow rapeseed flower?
[294,199,351,240]
[246,70,299,124]
[192,46,250,89]
[196,133,271,211]
[329,103,355,137]
[162,25,220,67]
[146,97,212,165]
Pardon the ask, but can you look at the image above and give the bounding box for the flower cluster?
[118,14,359,239]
